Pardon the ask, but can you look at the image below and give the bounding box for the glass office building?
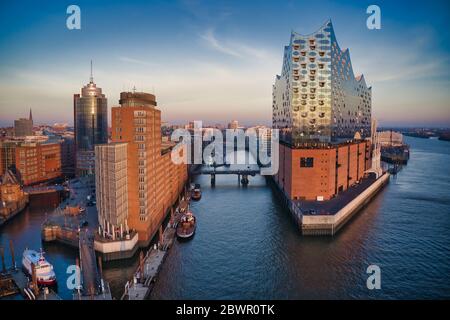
[272,20,372,146]
[74,75,108,176]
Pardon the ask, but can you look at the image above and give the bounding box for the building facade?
[275,140,371,201]
[15,141,62,185]
[74,74,108,176]
[107,91,188,245]
[273,21,374,201]
[14,109,33,137]
[273,20,371,145]
[0,170,28,224]
[95,142,128,240]
[59,134,75,178]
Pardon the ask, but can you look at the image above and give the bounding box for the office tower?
[14,108,33,137]
[273,20,371,145]
[95,142,128,239]
[59,134,75,178]
[109,91,187,245]
[74,64,108,176]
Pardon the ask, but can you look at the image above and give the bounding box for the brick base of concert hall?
[274,140,372,202]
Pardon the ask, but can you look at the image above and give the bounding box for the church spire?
[29,108,33,122]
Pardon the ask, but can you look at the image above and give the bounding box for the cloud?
[118,56,159,68]
[200,28,277,61]
[201,29,242,57]
[349,30,450,84]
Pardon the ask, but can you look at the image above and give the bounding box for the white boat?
[22,249,57,286]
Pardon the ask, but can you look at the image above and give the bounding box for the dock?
[41,177,95,248]
[0,241,61,300]
[121,196,190,300]
[73,228,112,300]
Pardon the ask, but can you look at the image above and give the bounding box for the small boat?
[191,184,201,201]
[22,249,57,286]
[176,212,196,239]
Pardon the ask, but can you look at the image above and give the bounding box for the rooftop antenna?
[90,60,94,83]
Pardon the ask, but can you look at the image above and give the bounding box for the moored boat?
[176,212,196,239]
[22,249,57,286]
[191,184,201,201]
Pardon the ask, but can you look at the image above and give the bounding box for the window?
[300,157,314,167]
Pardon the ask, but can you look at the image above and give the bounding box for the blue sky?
[0,0,449,127]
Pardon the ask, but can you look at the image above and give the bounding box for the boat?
[176,212,196,239]
[191,184,201,201]
[22,249,57,286]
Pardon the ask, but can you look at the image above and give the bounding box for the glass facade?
[74,79,108,176]
[273,20,372,146]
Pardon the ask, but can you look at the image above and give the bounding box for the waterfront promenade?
[121,197,190,300]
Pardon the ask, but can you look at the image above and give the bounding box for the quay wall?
[268,172,390,236]
[301,173,390,235]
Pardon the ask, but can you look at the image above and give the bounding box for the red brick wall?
[278,141,370,201]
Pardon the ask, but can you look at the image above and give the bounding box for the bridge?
[192,163,261,185]
[189,132,272,185]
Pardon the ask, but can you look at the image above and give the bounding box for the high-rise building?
[74,64,108,176]
[273,21,374,201]
[103,91,187,245]
[59,134,75,178]
[273,20,371,145]
[95,142,128,239]
[14,108,33,137]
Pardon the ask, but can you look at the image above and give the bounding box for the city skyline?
[0,0,449,128]
[1,1,450,303]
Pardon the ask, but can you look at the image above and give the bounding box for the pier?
[0,240,61,300]
[121,196,190,300]
[73,228,112,300]
[270,172,390,236]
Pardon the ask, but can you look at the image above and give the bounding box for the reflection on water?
[150,137,450,299]
[1,137,450,299]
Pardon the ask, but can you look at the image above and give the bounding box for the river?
[1,136,449,299]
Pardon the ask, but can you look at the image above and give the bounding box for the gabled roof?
[1,170,20,185]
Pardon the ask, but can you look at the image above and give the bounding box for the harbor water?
[1,136,449,299]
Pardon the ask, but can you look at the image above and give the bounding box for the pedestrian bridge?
[192,163,261,185]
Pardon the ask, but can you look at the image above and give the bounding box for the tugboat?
[22,249,57,286]
[176,212,196,239]
[191,184,201,201]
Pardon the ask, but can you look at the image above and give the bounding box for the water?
[150,136,450,299]
[1,136,450,299]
